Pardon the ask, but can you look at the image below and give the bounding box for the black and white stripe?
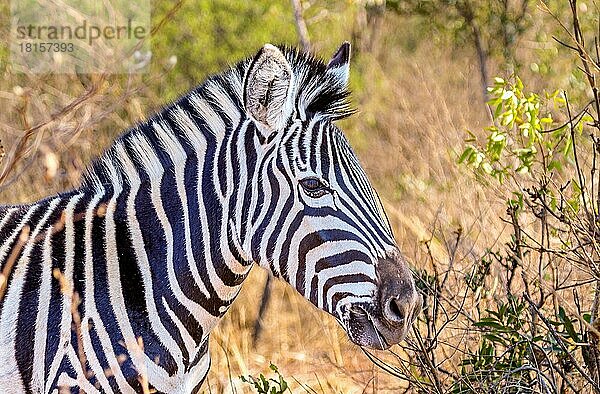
[0,43,416,393]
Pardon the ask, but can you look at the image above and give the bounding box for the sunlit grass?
[0,3,583,393]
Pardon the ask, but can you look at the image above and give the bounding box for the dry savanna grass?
[0,17,499,394]
[1,2,587,393]
[203,36,501,393]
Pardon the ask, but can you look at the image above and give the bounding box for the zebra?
[0,42,422,393]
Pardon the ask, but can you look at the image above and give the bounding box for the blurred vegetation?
[2,0,600,393]
[241,363,291,394]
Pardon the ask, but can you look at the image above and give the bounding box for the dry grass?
[203,20,507,393]
[0,5,575,394]
[0,21,498,394]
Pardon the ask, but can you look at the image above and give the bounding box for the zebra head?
[242,43,422,350]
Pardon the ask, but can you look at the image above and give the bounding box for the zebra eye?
[299,177,329,198]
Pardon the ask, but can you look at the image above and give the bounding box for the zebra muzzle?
[373,255,422,345]
[339,254,422,350]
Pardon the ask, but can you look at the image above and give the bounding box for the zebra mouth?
[342,305,399,350]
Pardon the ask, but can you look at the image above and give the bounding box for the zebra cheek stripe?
[0,41,420,393]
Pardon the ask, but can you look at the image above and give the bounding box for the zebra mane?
[278,45,354,121]
[79,44,353,190]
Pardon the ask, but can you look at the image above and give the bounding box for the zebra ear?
[326,41,351,87]
[244,44,293,132]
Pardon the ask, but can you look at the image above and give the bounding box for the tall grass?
[0,1,593,392]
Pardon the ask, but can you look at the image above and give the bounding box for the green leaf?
[474,321,506,330]
[458,145,476,164]
[481,162,493,174]
[501,89,514,100]
[483,333,507,344]
[559,307,580,342]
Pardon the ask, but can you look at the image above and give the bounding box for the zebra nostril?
[384,296,405,325]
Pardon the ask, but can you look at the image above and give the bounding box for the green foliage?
[459,75,594,221]
[150,1,358,101]
[465,251,493,293]
[385,0,534,68]
[241,363,291,394]
[451,57,600,390]
[0,2,8,72]
[459,76,574,181]
[150,1,296,100]
[385,1,596,99]
[453,296,533,393]
[450,292,590,393]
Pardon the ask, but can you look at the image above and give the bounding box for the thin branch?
[525,293,600,393]
[290,0,310,51]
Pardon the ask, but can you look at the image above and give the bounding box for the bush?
[241,363,291,394]
[387,2,600,392]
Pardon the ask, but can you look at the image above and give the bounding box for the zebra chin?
[335,254,423,350]
[338,300,420,350]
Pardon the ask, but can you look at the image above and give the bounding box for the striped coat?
[0,43,421,393]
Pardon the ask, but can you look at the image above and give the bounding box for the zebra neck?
[64,74,256,306]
